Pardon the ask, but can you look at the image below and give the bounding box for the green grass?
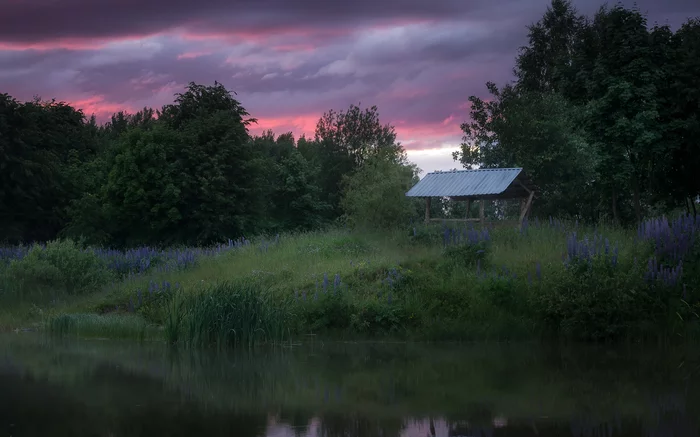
[45,313,160,341]
[164,281,294,347]
[3,221,700,343]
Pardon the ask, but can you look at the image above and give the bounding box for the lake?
[0,335,698,437]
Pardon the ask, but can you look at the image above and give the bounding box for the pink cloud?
[68,95,135,118]
[176,51,212,60]
[249,114,320,138]
[0,34,163,51]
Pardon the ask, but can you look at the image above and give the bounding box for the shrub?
[341,157,421,230]
[297,291,353,333]
[408,224,444,246]
[536,256,665,341]
[441,242,489,269]
[5,239,113,297]
[349,299,407,334]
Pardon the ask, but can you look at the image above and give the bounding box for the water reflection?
[0,336,698,437]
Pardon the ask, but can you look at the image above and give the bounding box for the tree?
[93,82,264,246]
[341,156,420,230]
[158,81,257,130]
[660,19,700,212]
[0,94,98,243]
[251,130,329,232]
[582,4,664,223]
[454,84,598,219]
[314,104,405,216]
[515,0,584,95]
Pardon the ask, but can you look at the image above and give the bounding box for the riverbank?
[1,216,699,343]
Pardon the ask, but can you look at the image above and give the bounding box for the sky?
[1,0,697,175]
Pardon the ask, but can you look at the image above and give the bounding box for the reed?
[164,280,294,348]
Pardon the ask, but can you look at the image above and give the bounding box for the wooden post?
[519,192,535,229]
[425,197,431,224]
[465,199,471,219]
[479,199,485,226]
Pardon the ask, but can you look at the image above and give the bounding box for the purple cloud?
[1,0,697,172]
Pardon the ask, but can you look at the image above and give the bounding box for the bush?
[408,224,444,246]
[536,256,665,341]
[5,239,113,297]
[349,299,408,334]
[341,157,421,230]
[297,291,353,332]
[441,242,489,269]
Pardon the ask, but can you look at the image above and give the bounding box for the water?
[1,336,698,437]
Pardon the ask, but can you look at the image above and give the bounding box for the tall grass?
[164,281,294,348]
[46,313,159,341]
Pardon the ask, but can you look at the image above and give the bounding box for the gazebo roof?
[405,168,534,199]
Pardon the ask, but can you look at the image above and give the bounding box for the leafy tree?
[0,95,98,243]
[314,104,404,216]
[341,156,420,230]
[515,0,584,95]
[660,19,700,212]
[582,4,664,223]
[95,83,264,246]
[454,85,598,219]
[251,130,329,232]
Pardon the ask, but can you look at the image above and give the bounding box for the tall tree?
[454,84,598,219]
[661,19,700,212]
[251,130,329,232]
[313,104,404,216]
[0,95,98,243]
[93,82,264,246]
[582,5,663,223]
[515,0,584,95]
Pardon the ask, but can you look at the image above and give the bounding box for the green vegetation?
[2,1,700,345]
[1,220,695,344]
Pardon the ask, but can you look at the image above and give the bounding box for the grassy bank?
[2,216,700,343]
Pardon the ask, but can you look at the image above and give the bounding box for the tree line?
[2,0,699,247]
[0,82,419,247]
[455,0,700,224]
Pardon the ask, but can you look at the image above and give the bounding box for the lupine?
[333,273,341,291]
[638,214,699,262]
[564,232,619,268]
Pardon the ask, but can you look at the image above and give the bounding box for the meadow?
[1,215,699,344]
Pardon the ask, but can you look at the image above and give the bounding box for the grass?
[2,217,700,344]
[45,313,160,341]
[164,281,294,347]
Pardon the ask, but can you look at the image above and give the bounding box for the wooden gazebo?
[405,168,536,228]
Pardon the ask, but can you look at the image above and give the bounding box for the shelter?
[405,168,536,228]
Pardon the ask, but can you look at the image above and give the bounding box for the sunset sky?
[1,0,697,174]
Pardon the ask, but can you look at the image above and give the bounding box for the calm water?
[0,336,698,437]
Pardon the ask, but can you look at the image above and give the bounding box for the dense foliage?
[454,1,700,224]
[1,82,415,247]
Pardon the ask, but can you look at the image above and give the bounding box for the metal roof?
[406,168,524,197]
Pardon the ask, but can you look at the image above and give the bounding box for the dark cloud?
[0,0,698,171]
[0,0,529,44]
[1,0,696,45]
